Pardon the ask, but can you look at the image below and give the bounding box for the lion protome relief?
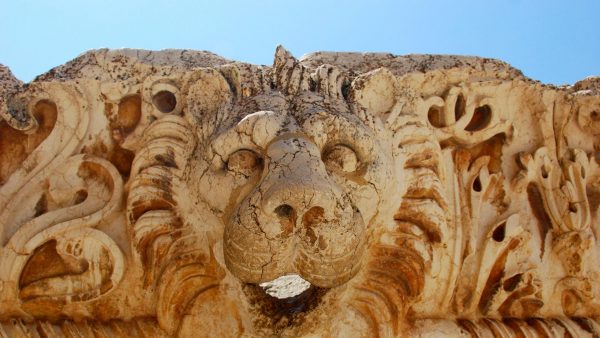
[219,110,373,287]
[0,46,599,337]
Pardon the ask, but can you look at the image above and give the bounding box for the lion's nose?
[269,188,335,220]
[265,178,339,230]
[261,137,340,232]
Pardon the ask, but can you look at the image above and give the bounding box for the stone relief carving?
[0,47,599,337]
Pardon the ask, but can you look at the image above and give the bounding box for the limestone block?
[0,46,599,337]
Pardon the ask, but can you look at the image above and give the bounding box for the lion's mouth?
[244,274,328,328]
[259,274,312,300]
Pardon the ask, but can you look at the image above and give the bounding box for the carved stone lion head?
[191,88,395,290]
[172,47,416,335]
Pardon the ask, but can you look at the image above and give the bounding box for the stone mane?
[0,47,599,337]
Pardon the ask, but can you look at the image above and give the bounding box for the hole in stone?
[472,176,482,192]
[259,274,311,299]
[465,105,492,131]
[541,165,549,179]
[19,240,89,289]
[527,183,552,257]
[308,78,317,92]
[110,145,135,177]
[244,277,328,329]
[427,106,444,128]
[341,81,351,100]
[568,202,578,213]
[275,204,294,219]
[274,204,296,235]
[0,100,57,185]
[117,94,141,133]
[152,90,177,113]
[572,317,595,334]
[302,206,324,227]
[492,222,506,242]
[502,273,522,292]
[454,93,466,121]
[590,111,599,121]
[34,194,48,217]
[302,207,324,245]
[74,190,88,204]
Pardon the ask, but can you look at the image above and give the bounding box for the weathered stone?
[0,46,599,337]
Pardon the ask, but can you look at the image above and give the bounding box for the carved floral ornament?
[0,47,599,337]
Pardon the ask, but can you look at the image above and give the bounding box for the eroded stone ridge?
[0,47,599,337]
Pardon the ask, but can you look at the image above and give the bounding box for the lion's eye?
[227,149,262,176]
[323,144,358,173]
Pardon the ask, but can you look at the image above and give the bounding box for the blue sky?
[1,0,599,84]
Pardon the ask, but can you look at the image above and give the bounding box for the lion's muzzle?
[224,135,366,288]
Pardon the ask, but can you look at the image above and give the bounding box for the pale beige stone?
[0,46,599,337]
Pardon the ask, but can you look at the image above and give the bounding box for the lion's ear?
[186,68,233,117]
[184,68,235,140]
[348,68,400,127]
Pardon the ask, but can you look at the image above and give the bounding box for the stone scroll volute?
[0,48,599,337]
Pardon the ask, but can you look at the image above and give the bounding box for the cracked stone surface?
[0,46,599,337]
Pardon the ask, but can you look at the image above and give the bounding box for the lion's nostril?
[302,207,325,227]
[302,207,324,245]
[275,204,294,219]
[274,204,296,235]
